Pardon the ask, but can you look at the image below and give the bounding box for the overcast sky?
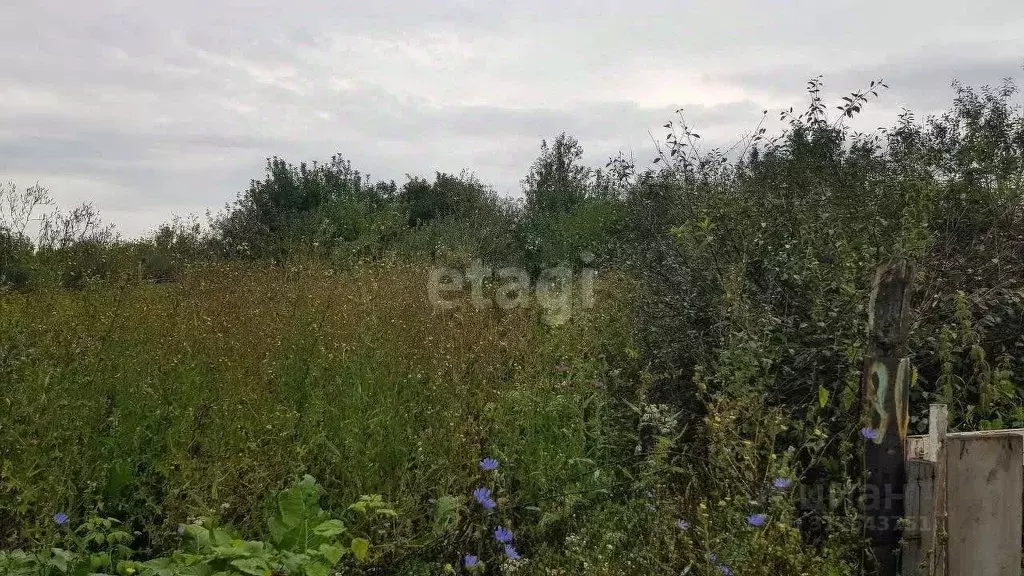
[2,1,1023,237]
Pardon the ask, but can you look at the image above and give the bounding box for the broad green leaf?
[350,538,369,562]
[107,530,132,545]
[277,488,306,528]
[318,544,343,565]
[183,524,211,549]
[143,558,175,570]
[818,386,829,408]
[266,517,287,546]
[210,546,249,559]
[312,520,345,538]
[47,549,72,573]
[432,495,461,535]
[303,563,329,576]
[212,529,233,548]
[229,558,270,576]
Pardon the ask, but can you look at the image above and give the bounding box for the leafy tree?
[212,154,399,260]
[401,171,496,227]
[523,133,592,216]
[401,176,438,226]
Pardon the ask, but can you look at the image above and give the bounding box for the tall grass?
[0,259,633,555]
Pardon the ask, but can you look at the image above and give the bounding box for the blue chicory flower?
[54,513,69,526]
[473,487,496,510]
[748,513,767,527]
[464,554,479,568]
[480,457,499,472]
[773,477,793,490]
[504,544,521,561]
[676,519,690,530]
[494,526,514,543]
[861,427,878,441]
[708,552,731,575]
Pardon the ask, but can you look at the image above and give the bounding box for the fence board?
[903,460,936,575]
[946,434,1023,576]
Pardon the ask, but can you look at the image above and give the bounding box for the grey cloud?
[2,0,1024,236]
[710,48,1024,113]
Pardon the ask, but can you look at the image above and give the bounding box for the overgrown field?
[0,261,856,575]
[4,76,1024,574]
[1,261,666,572]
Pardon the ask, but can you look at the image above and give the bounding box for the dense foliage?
[2,75,1023,574]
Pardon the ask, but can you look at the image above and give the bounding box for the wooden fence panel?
[946,434,1023,576]
[903,460,936,575]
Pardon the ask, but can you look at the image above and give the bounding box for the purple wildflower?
[480,458,499,472]
[464,554,479,569]
[494,526,514,543]
[504,544,521,561]
[53,513,69,526]
[708,552,731,575]
[773,478,793,490]
[473,487,496,510]
[748,513,767,527]
[676,519,690,530]
[861,427,878,441]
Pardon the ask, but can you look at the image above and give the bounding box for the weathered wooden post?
[862,260,915,576]
[902,404,947,576]
[927,404,948,576]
